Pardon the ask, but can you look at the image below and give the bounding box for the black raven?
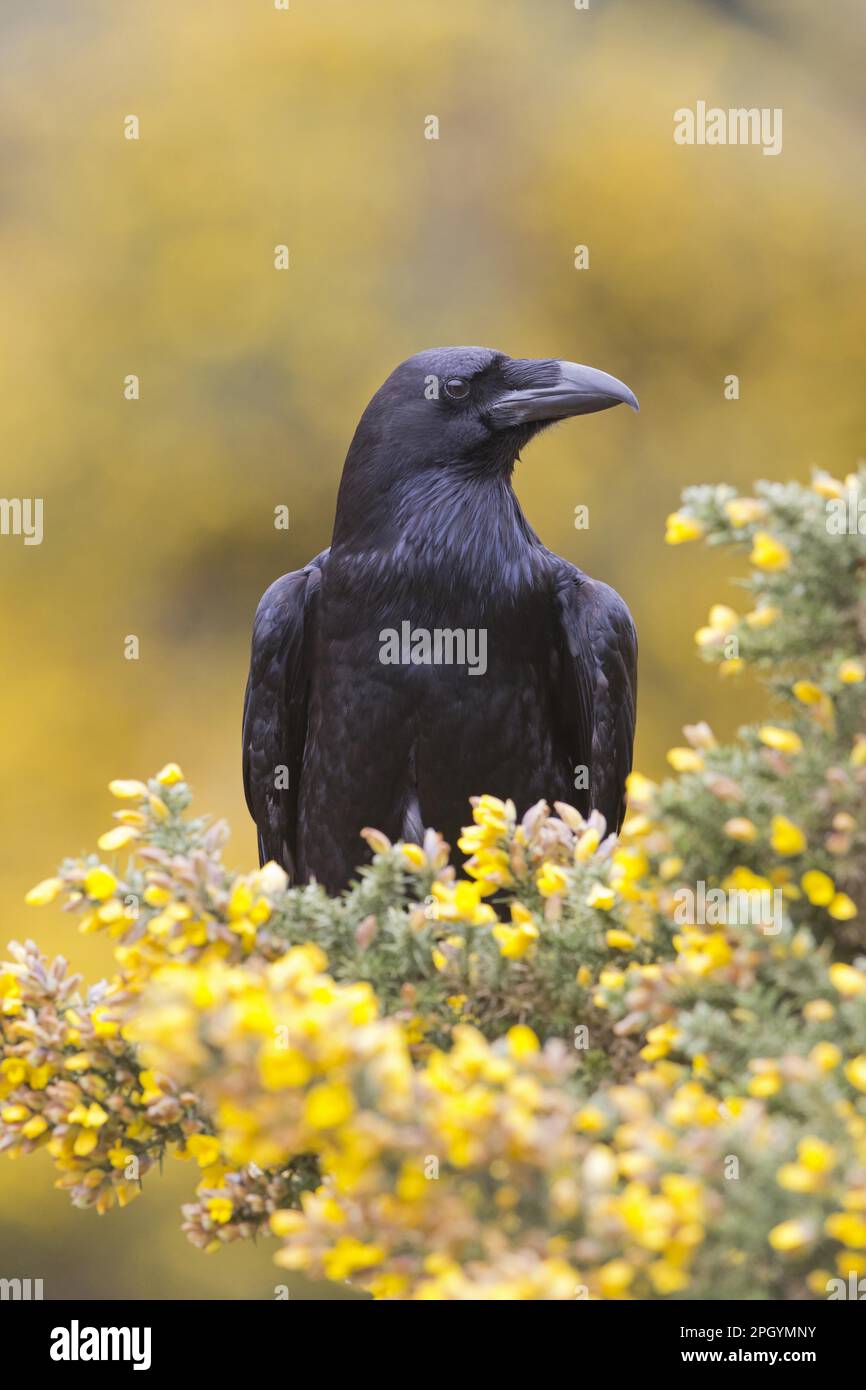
[243,348,638,892]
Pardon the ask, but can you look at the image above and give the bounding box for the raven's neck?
[330,463,545,599]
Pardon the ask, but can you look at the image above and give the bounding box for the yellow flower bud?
[828,893,857,921]
[186,1134,222,1167]
[401,843,427,870]
[724,818,757,842]
[25,877,65,907]
[792,681,824,705]
[598,1259,634,1297]
[97,826,139,852]
[304,1083,354,1130]
[811,471,845,499]
[605,929,635,950]
[21,1115,48,1140]
[724,497,766,527]
[536,862,568,897]
[768,1219,813,1253]
[155,763,184,785]
[770,815,806,856]
[719,657,744,677]
[665,512,704,545]
[108,779,148,799]
[667,748,704,773]
[83,866,118,901]
[801,870,835,906]
[506,1024,540,1058]
[844,1057,866,1093]
[810,1041,841,1071]
[745,605,780,629]
[750,531,790,571]
[829,963,866,997]
[758,726,802,754]
[796,1137,835,1173]
[586,883,616,911]
[709,604,739,631]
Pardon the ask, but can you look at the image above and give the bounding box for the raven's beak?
[489,360,639,428]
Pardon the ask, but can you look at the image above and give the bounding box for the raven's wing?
[553,564,637,832]
[242,551,327,873]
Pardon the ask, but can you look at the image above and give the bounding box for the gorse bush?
[3,470,866,1300]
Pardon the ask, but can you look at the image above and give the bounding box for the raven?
[243,347,638,892]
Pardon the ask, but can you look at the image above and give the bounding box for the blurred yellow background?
[1,0,864,1297]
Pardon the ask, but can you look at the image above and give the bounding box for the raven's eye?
[444,377,470,400]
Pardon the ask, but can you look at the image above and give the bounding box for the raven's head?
[333,347,638,548]
[350,346,636,470]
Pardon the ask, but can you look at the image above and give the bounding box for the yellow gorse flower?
[770,816,807,856]
[155,763,185,786]
[24,877,65,906]
[666,748,704,773]
[665,512,704,545]
[430,879,497,925]
[758,725,803,755]
[536,862,568,898]
[838,659,865,684]
[724,497,766,527]
[750,531,790,571]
